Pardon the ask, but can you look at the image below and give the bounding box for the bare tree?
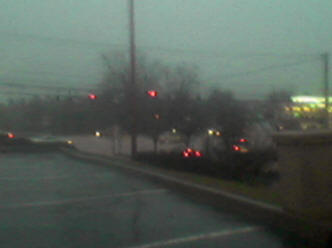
[205,90,250,149]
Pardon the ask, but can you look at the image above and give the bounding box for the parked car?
[0,132,32,147]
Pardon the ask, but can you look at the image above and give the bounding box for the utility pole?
[128,0,137,156]
[322,53,329,129]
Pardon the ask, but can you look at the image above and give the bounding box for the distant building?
[284,95,332,130]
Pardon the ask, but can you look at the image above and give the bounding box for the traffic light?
[147,90,158,98]
[88,93,97,100]
[7,132,15,139]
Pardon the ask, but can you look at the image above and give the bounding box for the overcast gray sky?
[1,0,331,100]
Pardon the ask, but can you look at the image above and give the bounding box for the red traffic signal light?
[7,132,15,139]
[88,93,97,100]
[147,90,158,98]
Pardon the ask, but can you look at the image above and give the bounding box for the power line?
[0,76,99,90]
[0,81,98,92]
[0,58,319,94]
[1,31,319,59]
[146,47,318,60]
[0,90,86,98]
[0,72,101,89]
[0,91,38,97]
[1,69,102,81]
[1,31,122,50]
[208,58,320,81]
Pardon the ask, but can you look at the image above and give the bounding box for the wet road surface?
[0,153,298,248]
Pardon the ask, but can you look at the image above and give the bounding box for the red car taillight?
[183,151,189,157]
[195,151,202,157]
[232,145,240,151]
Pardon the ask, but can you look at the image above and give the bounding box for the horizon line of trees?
[0,53,294,153]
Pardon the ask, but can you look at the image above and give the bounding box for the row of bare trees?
[97,54,253,152]
[0,53,294,152]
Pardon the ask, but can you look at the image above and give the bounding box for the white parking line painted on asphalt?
[0,175,72,181]
[0,173,113,181]
[1,189,168,208]
[126,226,261,248]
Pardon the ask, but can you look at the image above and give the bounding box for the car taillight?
[183,151,189,157]
[195,151,202,157]
[233,145,240,151]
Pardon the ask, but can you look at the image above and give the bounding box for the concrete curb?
[61,148,330,247]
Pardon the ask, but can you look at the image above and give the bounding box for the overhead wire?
[0,81,96,91]
[1,31,318,59]
[0,57,320,97]
[0,31,324,99]
[214,57,320,81]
